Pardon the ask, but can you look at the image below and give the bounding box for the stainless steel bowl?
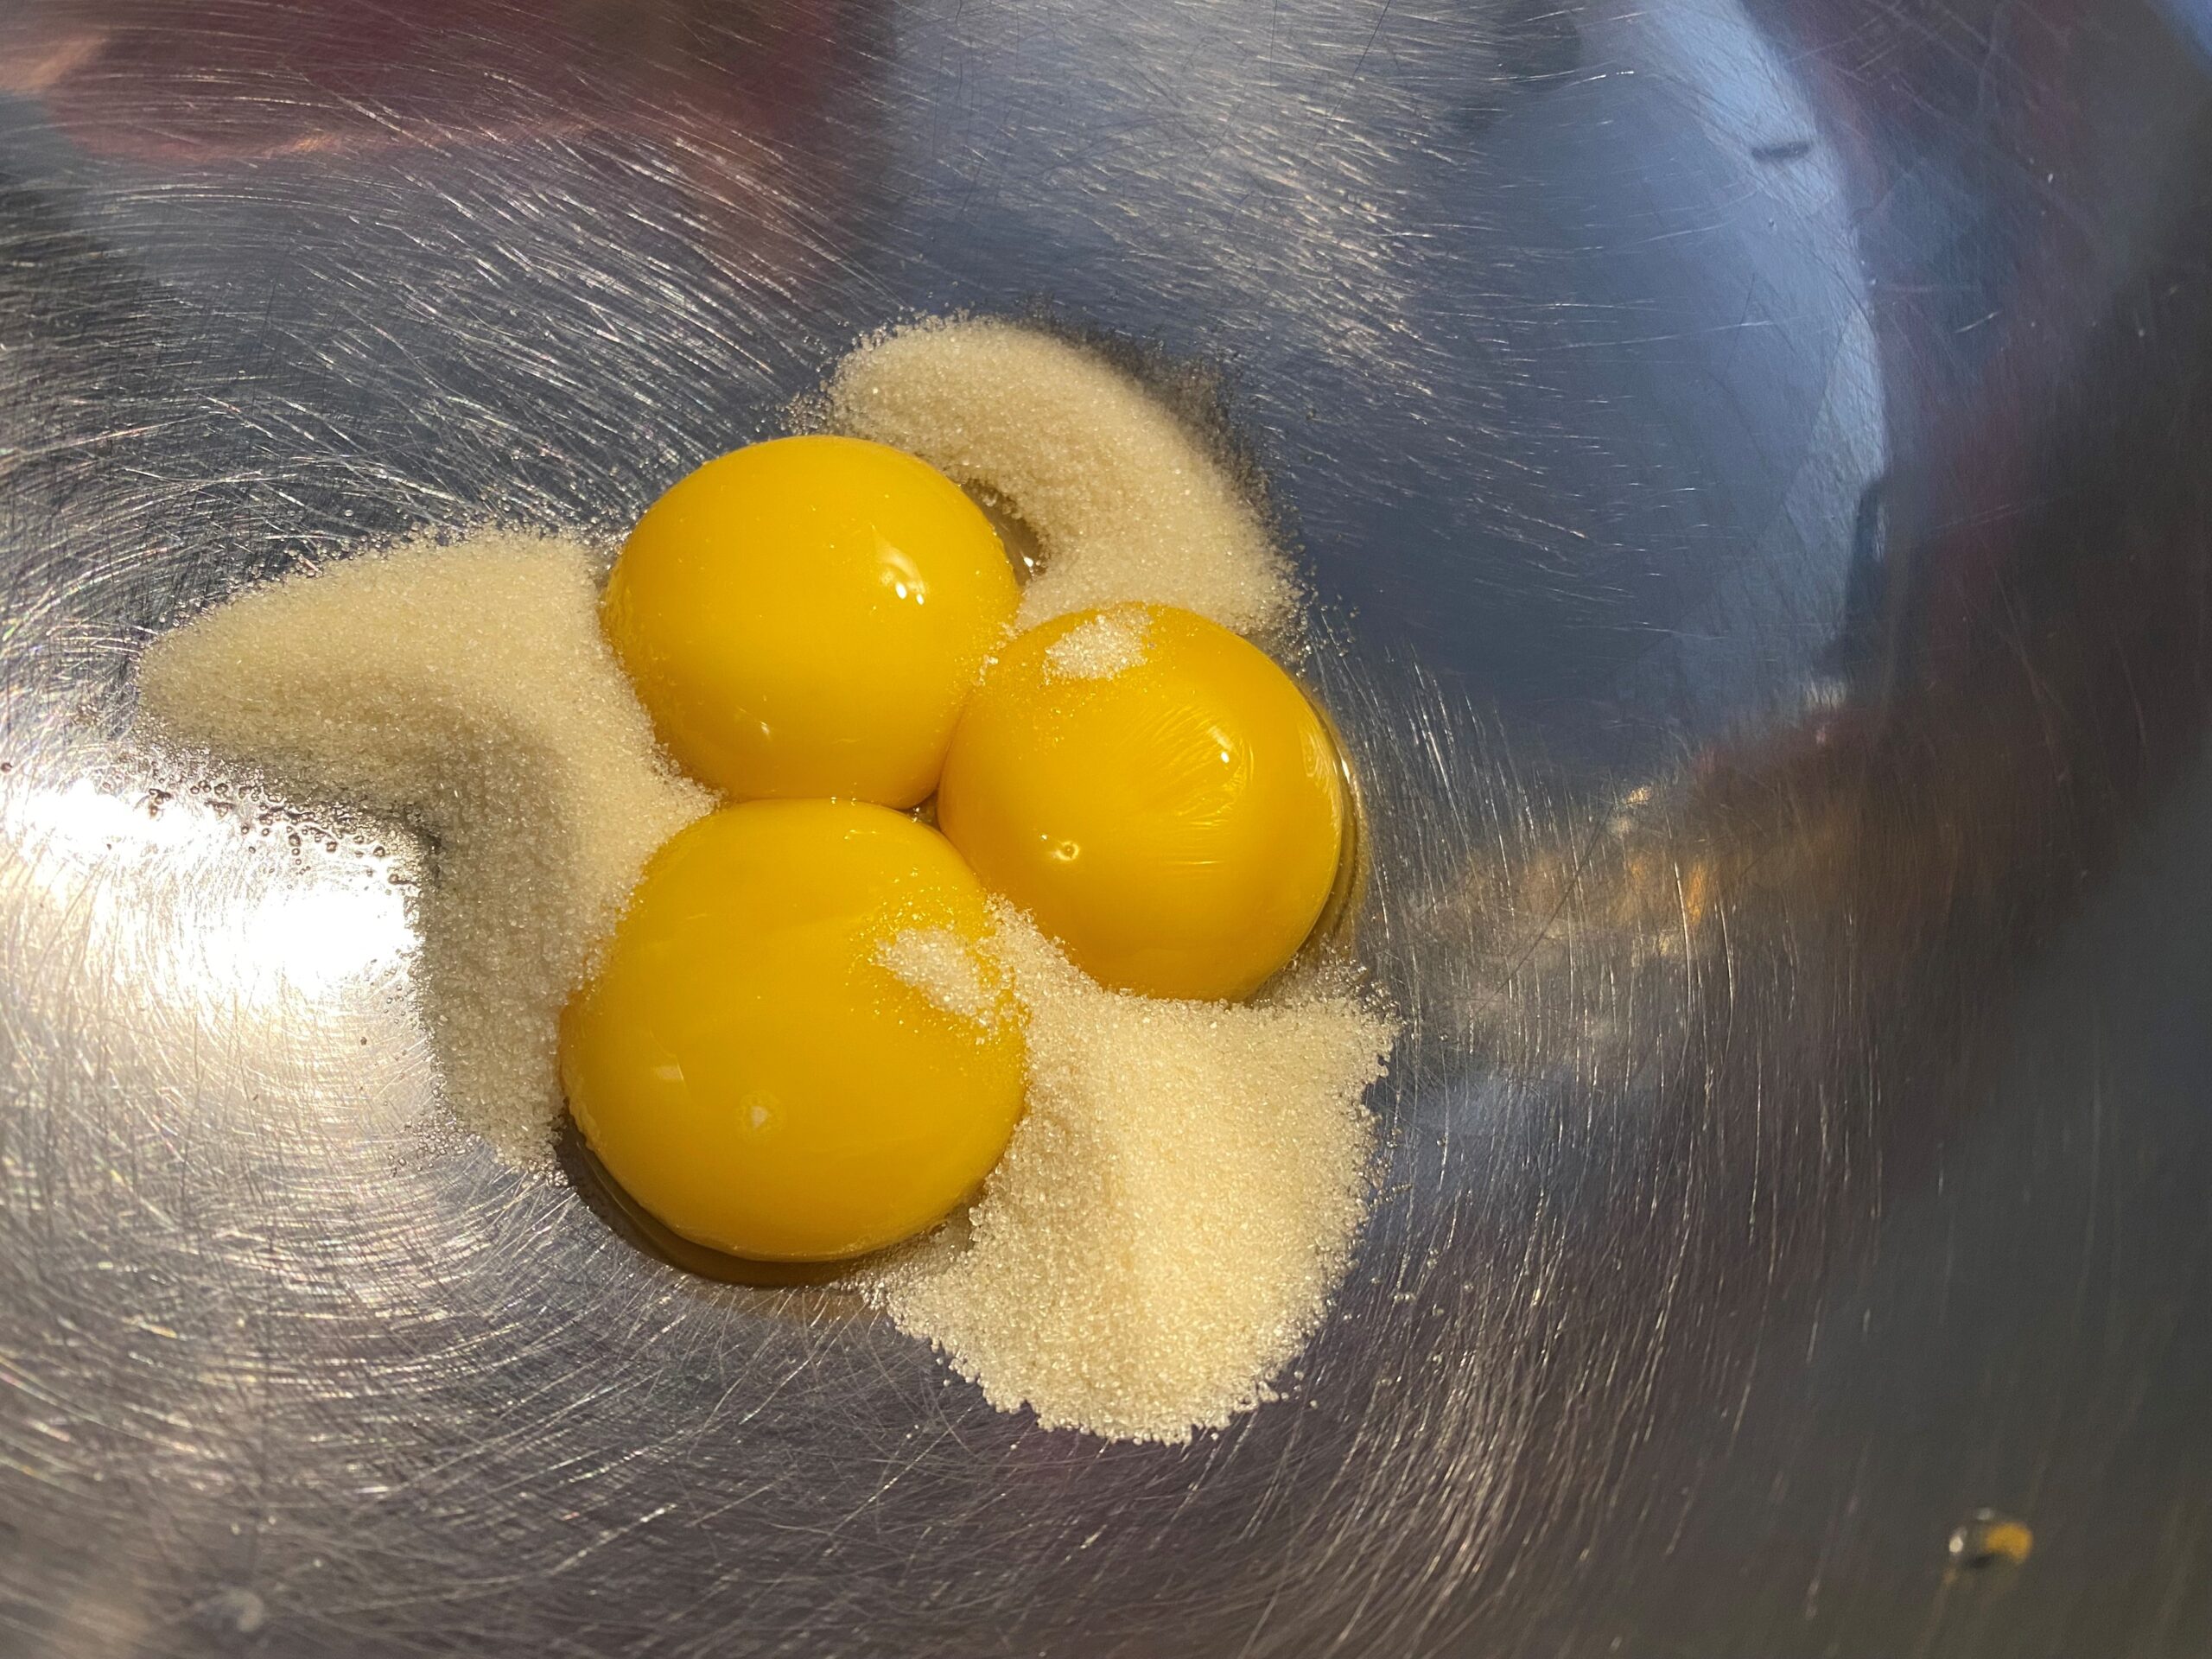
[3,2,2209,1653]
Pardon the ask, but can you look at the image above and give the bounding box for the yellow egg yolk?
[937,603,1345,1001]
[602,435,1019,807]
[559,799,1026,1262]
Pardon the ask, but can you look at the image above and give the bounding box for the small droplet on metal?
[1948,1510,2033,1571]
[191,1586,267,1643]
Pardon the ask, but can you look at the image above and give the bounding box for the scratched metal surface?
[2,1,2210,1654]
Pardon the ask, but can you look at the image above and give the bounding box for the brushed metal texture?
[2,2,2209,1654]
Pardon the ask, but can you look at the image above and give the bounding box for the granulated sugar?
[824,318,1296,637]
[876,926,1001,1025]
[128,319,1392,1442]
[868,903,1395,1442]
[1042,605,1151,682]
[135,531,711,1166]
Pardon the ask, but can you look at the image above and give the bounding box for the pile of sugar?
[876,926,1001,1025]
[869,904,1395,1443]
[1043,605,1151,681]
[135,531,710,1166]
[824,317,1296,637]
[130,316,1390,1440]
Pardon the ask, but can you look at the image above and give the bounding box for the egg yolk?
[937,603,1345,1001]
[602,435,1019,807]
[559,799,1026,1262]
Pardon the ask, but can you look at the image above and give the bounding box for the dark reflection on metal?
[559,1122,866,1290]
[1440,158,2212,1192]
[1825,474,1889,683]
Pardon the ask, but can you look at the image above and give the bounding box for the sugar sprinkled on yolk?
[602,435,1019,808]
[559,799,1026,1262]
[133,315,1399,1445]
[938,603,1345,1002]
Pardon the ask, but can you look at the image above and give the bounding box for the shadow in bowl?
[555,1114,877,1288]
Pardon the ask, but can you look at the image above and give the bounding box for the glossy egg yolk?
[937,603,1345,1001]
[602,435,1019,807]
[559,799,1026,1262]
